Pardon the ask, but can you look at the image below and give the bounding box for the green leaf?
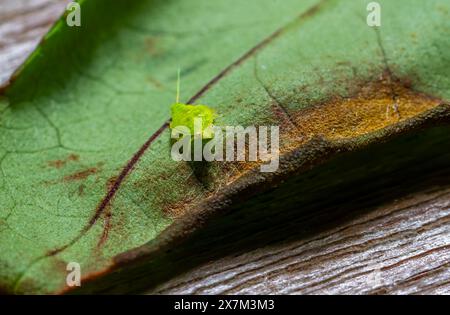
[0,0,449,294]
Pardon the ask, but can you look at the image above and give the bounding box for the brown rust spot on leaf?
[47,154,79,169]
[97,208,112,248]
[63,167,99,182]
[106,176,119,191]
[164,198,196,218]
[44,162,103,186]
[288,75,443,145]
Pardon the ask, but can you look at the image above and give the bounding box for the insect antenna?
[176,67,181,103]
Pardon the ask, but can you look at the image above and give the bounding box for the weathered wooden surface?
[152,183,450,295]
[2,0,450,295]
[0,0,68,88]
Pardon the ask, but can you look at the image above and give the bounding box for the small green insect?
[170,69,216,139]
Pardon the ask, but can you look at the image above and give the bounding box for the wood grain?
[0,0,68,88]
[152,183,450,295]
[1,0,450,295]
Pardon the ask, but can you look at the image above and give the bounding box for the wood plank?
[152,183,450,294]
[0,0,68,88]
